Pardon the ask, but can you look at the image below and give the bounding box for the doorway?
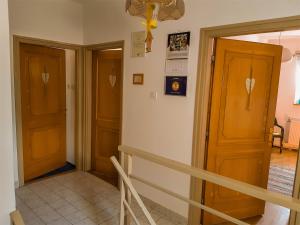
[83,42,124,187]
[225,31,300,223]
[189,16,300,225]
[13,36,83,186]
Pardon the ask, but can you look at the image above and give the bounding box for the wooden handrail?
[10,210,25,225]
[110,156,157,225]
[130,174,249,225]
[118,145,300,212]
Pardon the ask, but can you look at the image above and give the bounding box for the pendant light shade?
[126,0,185,52]
[278,32,293,63]
[126,0,185,21]
[281,47,293,63]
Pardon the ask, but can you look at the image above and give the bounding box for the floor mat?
[268,165,295,196]
[36,162,76,180]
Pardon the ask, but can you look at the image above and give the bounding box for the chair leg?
[280,137,283,154]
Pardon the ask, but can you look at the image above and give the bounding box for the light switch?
[150,91,158,100]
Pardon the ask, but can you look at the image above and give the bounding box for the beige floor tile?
[33,205,62,223]
[46,217,72,225]
[16,171,187,225]
[64,210,88,224]
[57,203,78,217]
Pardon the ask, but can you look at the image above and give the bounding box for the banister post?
[121,151,133,225]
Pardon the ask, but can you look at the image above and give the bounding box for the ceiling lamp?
[126,0,185,52]
[278,32,293,63]
[282,47,293,63]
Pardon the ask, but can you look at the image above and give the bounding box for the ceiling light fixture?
[278,32,293,63]
[126,0,185,53]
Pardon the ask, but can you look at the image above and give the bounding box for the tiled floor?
[16,150,297,225]
[16,171,187,225]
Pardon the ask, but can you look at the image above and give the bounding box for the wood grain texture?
[91,50,122,186]
[20,43,66,181]
[203,38,282,224]
[10,210,25,225]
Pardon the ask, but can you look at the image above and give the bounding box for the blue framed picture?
[165,76,187,96]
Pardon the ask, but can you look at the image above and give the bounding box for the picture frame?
[133,73,144,85]
[167,32,190,59]
[165,76,187,96]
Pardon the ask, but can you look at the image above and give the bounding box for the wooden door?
[203,38,282,224]
[20,44,66,182]
[91,50,122,186]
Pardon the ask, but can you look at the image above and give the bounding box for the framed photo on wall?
[165,76,187,96]
[167,32,190,59]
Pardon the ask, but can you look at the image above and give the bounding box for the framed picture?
[167,32,190,59]
[131,31,146,57]
[165,76,187,96]
[133,73,144,85]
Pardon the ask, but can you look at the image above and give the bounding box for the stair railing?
[113,145,300,225]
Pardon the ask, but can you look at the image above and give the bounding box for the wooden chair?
[272,118,285,153]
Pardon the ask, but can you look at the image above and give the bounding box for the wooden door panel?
[27,57,63,116]
[29,125,65,158]
[219,54,273,143]
[20,44,66,182]
[92,50,122,186]
[203,38,282,224]
[96,59,121,121]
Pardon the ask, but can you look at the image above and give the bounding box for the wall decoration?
[165,58,188,76]
[126,0,185,53]
[165,76,187,96]
[133,73,144,85]
[131,31,146,57]
[167,32,190,59]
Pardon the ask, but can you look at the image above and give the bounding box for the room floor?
[16,149,298,225]
[16,171,187,225]
[270,148,298,170]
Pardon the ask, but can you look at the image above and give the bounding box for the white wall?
[82,0,300,217]
[0,0,16,223]
[66,49,76,165]
[8,0,84,44]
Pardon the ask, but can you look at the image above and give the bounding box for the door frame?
[189,15,300,225]
[13,35,84,186]
[82,41,124,173]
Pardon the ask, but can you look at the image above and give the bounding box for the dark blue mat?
[36,162,76,180]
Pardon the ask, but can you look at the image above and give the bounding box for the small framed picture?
[133,73,144,85]
[165,76,187,96]
[167,32,190,59]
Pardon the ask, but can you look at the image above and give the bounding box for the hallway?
[15,172,187,225]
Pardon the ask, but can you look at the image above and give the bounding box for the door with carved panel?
[203,38,282,224]
[91,49,122,186]
[20,44,66,182]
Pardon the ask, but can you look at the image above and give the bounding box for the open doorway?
[13,37,82,185]
[216,31,300,225]
[82,42,124,188]
[90,48,123,187]
[198,31,300,225]
[227,31,300,197]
